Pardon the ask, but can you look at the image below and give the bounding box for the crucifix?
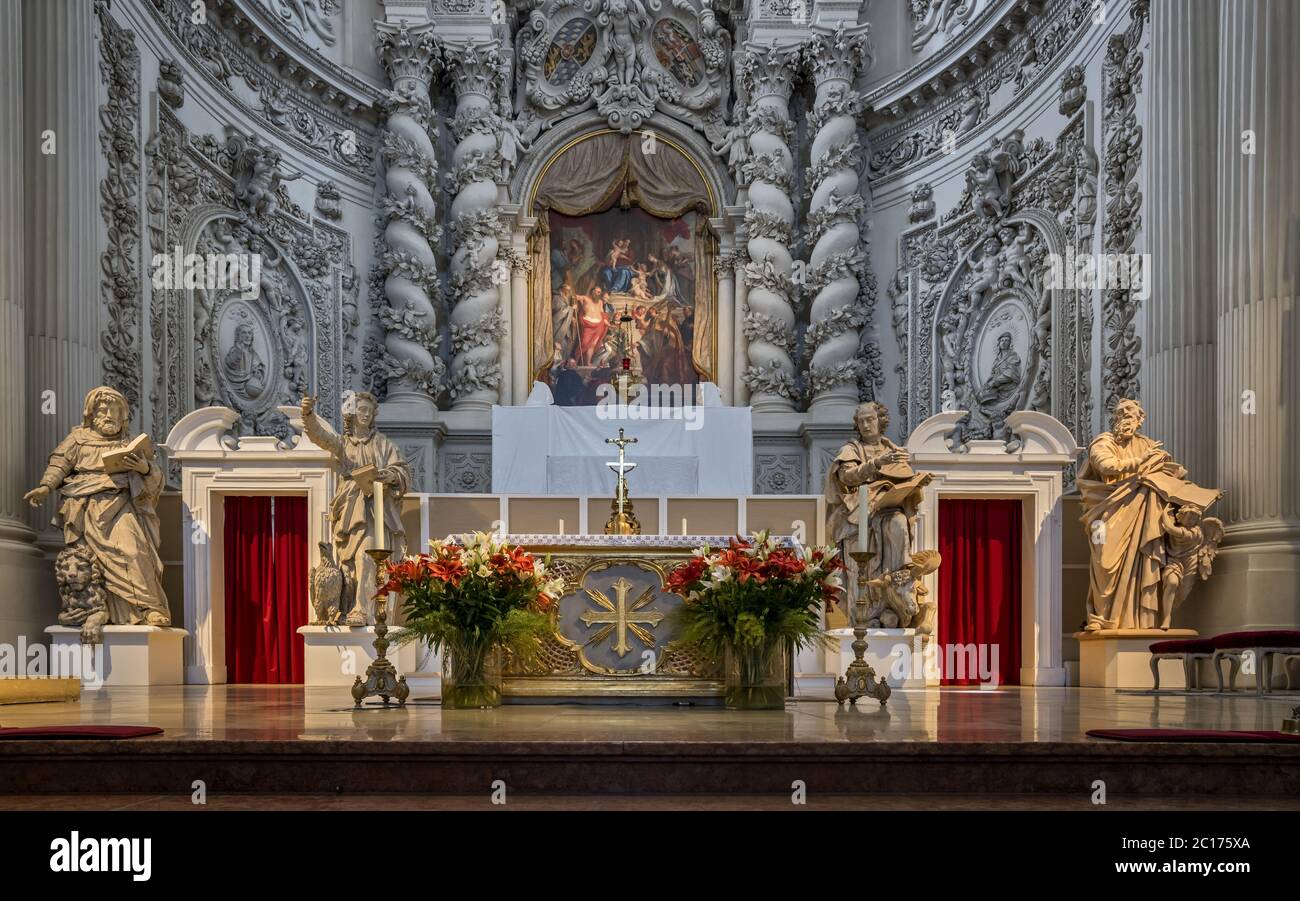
[603,427,641,535]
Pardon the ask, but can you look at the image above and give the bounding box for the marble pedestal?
[828,627,930,689]
[298,626,418,687]
[1075,629,1198,689]
[45,626,187,687]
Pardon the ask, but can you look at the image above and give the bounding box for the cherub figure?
[600,0,648,85]
[1158,504,1225,630]
[966,234,1004,308]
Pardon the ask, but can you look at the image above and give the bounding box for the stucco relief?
[144,105,353,466]
[513,0,731,143]
[891,102,1098,467]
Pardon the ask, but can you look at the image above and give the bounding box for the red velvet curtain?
[224,496,307,683]
[937,499,1022,687]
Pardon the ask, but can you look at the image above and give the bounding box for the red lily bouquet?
[383,532,562,707]
[667,531,842,659]
[667,531,841,709]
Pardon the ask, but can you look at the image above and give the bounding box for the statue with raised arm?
[24,386,170,633]
[825,402,937,631]
[300,392,410,625]
[1078,399,1223,631]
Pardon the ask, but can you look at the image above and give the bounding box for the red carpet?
[0,725,163,740]
[1088,728,1300,743]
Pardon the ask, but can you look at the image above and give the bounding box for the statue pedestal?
[298,626,417,687]
[828,628,930,689]
[45,626,187,687]
[1074,629,1199,689]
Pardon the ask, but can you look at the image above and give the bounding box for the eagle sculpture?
[310,540,343,626]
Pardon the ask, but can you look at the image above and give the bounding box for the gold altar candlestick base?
[834,550,891,708]
[351,548,410,709]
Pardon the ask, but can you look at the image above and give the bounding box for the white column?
[1201,0,1300,635]
[715,248,736,405]
[1145,0,1218,484]
[1,0,49,648]
[509,242,531,404]
[24,0,102,543]
[445,40,506,411]
[805,25,872,418]
[375,22,444,415]
[738,42,800,413]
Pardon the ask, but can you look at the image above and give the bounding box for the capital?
[375,21,441,90]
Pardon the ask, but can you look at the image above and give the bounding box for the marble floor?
[0,684,1296,743]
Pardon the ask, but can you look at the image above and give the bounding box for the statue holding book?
[1078,399,1224,631]
[24,386,171,631]
[300,392,410,625]
[825,401,939,631]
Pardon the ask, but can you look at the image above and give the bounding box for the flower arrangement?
[382,532,563,708]
[667,531,842,709]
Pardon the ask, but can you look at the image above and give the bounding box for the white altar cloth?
[491,403,753,495]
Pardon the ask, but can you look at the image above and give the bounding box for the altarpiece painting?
[528,132,717,405]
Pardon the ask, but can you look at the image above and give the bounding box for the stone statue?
[300,392,410,625]
[25,386,171,628]
[1158,504,1225,629]
[55,545,110,645]
[1078,399,1224,631]
[309,540,344,626]
[825,401,938,631]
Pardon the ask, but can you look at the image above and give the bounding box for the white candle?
[558,518,565,535]
[681,518,688,536]
[856,487,869,553]
[374,480,386,549]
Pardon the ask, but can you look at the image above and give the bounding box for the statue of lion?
[55,545,110,645]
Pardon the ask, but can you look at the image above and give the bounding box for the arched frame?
[514,118,732,401]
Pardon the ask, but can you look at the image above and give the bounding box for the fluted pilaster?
[804,25,871,416]
[739,42,800,413]
[3,0,52,648]
[375,22,444,412]
[1145,0,1218,484]
[445,41,506,411]
[1215,0,1300,540]
[25,0,103,540]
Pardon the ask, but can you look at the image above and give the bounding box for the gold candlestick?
[834,550,891,707]
[351,548,410,709]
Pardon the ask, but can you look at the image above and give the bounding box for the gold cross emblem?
[579,576,664,658]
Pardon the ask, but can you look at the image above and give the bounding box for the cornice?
[862,0,1045,124]
[213,0,385,115]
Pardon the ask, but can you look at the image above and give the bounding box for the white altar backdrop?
[491,403,753,495]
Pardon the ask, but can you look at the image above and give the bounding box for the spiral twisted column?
[444,41,506,411]
[375,22,444,410]
[738,42,800,413]
[804,26,872,416]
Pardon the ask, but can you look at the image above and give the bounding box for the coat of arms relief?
[514,0,732,143]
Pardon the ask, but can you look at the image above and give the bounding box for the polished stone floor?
[1,684,1297,743]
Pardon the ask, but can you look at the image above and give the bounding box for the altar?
[491,534,736,702]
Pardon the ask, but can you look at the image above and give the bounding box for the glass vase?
[723,643,788,710]
[441,643,503,709]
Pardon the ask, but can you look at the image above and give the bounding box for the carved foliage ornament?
[515,0,732,142]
